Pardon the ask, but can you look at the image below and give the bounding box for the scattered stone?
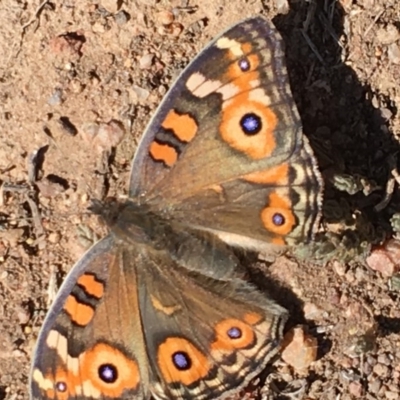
[170,22,183,37]
[377,353,391,366]
[385,391,399,399]
[332,259,347,276]
[114,10,130,25]
[49,32,85,57]
[156,10,175,25]
[366,239,400,277]
[348,381,364,398]
[81,120,125,152]
[368,378,382,394]
[48,88,63,106]
[100,0,122,13]
[139,53,154,69]
[70,79,84,94]
[274,0,289,14]
[373,362,390,378]
[47,232,61,244]
[303,302,324,320]
[388,43,400,64]
[281,326,318,372]
[376,24,400,45]
[131,84,150,101]
[36,178,66,198]
[0,229,24,248]
[16,307,30,325]
[92,21,106,34]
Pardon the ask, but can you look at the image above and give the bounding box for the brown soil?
[1,0,400,399]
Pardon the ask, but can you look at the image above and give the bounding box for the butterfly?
[30,16,323,400]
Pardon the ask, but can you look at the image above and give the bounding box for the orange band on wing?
[161,110,198,143]
[77,274,104,299]
[149,142,178,167]
[157,337,210,385]
[64,295,94,326]
[244,312,263,325]
[244,163,290,185]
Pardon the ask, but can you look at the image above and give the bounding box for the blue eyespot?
[238,57,250,71]
[172,351,192,370]
[98,364,118,383]
[240,113,262,135]
[227,327,242,339]
[272,213,285,226]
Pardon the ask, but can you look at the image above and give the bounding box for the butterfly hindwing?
[30,224,287,400]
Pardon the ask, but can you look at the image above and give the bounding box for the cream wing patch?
[215,37,245,56]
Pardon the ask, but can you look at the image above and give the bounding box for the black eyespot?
[240,113,262,135]
[172,351,192,370]
[227,327,242,339]
[272,213,285,226]
[56,382,67,392]
[98,364,118,383]
[238,57,250,71]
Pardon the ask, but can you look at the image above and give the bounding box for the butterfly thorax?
[101,199,242,280]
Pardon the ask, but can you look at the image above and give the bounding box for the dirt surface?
[1,0,400,399]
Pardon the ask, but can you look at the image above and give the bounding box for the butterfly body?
[30,17,322,400]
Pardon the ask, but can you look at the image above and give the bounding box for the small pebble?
[274,0,289,14]
[156,10,174,25]
[92,21,106,33]
[366,239,400,277]
[363,361,373,375]
[303,302,324,320]
[70,79,84,94]
[348,381,364,398]
[48,88,63,106]
[12,349,25,357]
[388,43,400,64]
[377,353,391,366]
[17,307,30,324]
[100,0,122,13]
[131,85,150,101]
[139,53,154,69]
[114,10,130,25]
[376,24,400,45]
[170,22,183,37]
[333,260,347,276]
[368,378,382,394]
[373,363,390,378]
[81,120,125,152]
[158,85,167,96]
[281,326,318,372]
[48,232,61,244]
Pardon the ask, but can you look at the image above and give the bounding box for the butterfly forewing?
[128,16,322,247]
[30,237,148,400]
[129,17,305,201]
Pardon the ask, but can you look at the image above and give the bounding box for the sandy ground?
[1,0,400,399]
